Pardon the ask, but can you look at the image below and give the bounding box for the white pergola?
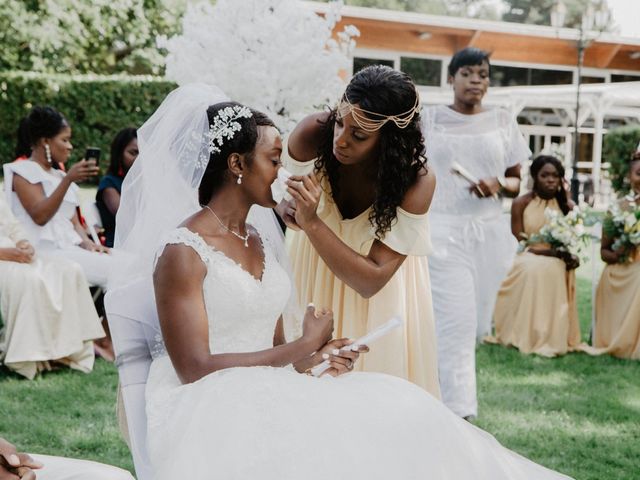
[419,82,640,206]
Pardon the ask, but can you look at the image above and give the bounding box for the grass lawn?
[1,276,639,478]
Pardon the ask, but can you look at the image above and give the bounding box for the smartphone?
[85,147,101,166]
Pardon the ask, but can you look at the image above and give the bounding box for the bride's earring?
[237,174,243,185]
[44,144,52,164]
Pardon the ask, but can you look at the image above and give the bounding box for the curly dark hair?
[199,101,276,205]
[314,65,427,239]
[530,155,570,215]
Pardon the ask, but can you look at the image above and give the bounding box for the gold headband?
[336,94,421,132]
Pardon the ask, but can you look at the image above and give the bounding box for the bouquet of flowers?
[519,207,592,261]
[602,203,640,263]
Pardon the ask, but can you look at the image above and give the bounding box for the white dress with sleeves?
[422,105,531,418]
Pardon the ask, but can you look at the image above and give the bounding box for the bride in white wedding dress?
[115,84,573,480]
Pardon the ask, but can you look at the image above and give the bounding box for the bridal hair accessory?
[206,105,253,154]
[336,93,420,132]
[44,143,52,163]
[202,204,250,247]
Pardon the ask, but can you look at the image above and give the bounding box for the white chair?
[104,277,158,480]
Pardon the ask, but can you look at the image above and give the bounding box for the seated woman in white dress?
[3,106,113,288]
[0,194,104,379]
[115,85,574,480]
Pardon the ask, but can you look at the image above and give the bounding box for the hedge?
[0,71,176,182]
[603,125,640,194]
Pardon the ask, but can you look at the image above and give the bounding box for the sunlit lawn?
[1,266,638,479]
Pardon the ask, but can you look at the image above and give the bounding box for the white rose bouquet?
[519,207,592,269]
[602,203,640,263]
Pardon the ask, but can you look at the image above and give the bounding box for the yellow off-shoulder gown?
[490,197,581,357]
[284,154,440,398]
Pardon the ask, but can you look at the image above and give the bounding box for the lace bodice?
[159,227,292,354]
[422,105,530,217]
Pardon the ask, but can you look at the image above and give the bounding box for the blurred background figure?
[96,128,138,248]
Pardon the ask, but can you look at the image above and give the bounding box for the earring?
[44,144,52,164]
[237,174,243,185]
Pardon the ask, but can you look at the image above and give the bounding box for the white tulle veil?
[113,83,301,339]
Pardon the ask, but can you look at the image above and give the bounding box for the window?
[581,76,606,84]
[353,57,394,74]
[400,57,442,86]
[492,65,573,86]
[611,74,640,82]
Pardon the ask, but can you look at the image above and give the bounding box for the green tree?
[0,0,189,75]
[502,0,614,30]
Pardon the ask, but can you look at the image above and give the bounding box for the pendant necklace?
[202,205,250,247]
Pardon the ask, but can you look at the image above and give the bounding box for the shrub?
[603,125,640,194]
[0,71,176,182]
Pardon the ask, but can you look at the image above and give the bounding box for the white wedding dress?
[145,227,571,480]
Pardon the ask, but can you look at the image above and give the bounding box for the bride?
[115,84,573,479]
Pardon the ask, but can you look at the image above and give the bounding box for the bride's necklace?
[202,204,250,247]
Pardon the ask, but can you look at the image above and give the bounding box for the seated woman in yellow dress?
[491,155,581,357]
[594,151,640,359]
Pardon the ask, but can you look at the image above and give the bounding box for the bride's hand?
[316,338,369,377]
[301,304,334,351]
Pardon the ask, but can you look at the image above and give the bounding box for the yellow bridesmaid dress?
[490,197,581,356]
[594,236,640,360]
[285,154,441,398]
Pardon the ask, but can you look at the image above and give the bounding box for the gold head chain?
[336,93,421,132]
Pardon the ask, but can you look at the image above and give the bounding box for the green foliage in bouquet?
[602,204,640,263]
[0,72,176,182]
[603,125,640,194]
[519,207,594,261]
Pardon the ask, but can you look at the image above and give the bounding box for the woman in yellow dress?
[491,155,581,356]
[594,151,640,359]
[278,65,440,397]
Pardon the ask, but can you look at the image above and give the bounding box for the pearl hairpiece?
[206,105,253,154]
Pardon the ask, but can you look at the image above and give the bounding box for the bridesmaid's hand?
[557,251,580,270]
[275,199,300,231]
[469,177,500,198]
[316,338,369,377]
[286,174,321,229]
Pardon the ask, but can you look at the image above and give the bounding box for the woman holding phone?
[4,106,114,289]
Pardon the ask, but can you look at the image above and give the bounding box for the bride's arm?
[154,244,333,384]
